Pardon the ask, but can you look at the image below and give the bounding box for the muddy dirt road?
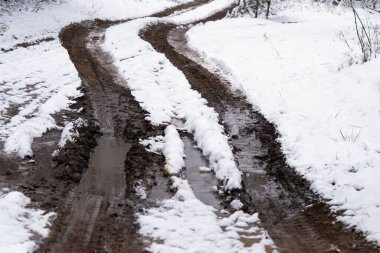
[1,1,379,252]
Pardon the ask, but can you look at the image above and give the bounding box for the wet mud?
[140,15,380,253]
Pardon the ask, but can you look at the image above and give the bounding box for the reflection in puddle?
[182,136,220,209]
[77,136,131,201]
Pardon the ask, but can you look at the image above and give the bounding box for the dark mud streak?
[140,13,380,253]
[1,37,55,53]
[36,21,160,252]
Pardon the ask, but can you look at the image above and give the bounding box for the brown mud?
[39,20,162,253]
[140,14,380,253]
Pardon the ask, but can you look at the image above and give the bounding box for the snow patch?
[58,118,87,148]
[0,41,82,158]
[138,177,276,253]
[163,125,185,175]
[0,0,192,158]
[0,189,55,253]
[199,166,212,172]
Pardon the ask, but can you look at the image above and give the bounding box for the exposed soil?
[140,16,380,253]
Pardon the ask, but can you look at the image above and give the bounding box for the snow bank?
[140,125,185,174]
[186,7,380,243]
[138,177,276,253]
[163,125,185,174]
[0,189,55,253]
[103,0,241,189]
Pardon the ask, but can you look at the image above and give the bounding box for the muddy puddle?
[48,136,132,252]
[77,136,131,200]
[182,136,220,208]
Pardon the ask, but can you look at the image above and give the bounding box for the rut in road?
[140,14,380,253]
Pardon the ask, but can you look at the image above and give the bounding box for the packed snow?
[0,189,55,253]
[186,3,380,244]
[103,0,241,190]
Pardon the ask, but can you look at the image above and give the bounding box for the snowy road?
[37,2,276,252]
[1,0,380,252]
[43,1,378,251]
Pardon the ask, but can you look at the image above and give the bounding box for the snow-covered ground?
[186,3,380,244]
[0,189,55,253]
[0,0,189,251]
[0,40,82,158]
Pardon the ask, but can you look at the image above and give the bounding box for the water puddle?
[182,136,220,209]
[51,136,131,250]
[77,136,131,201]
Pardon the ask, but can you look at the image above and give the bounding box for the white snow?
[186,3,380,244]
[0,189,55,253]
[0,0,189,158]
[138,176,276,253]
[103,0,241,190]
[140,135,165,154]
[0,41,82,158]
[58,118,87,148]
[163,125,185,174]
[199,166,212,172]
[230,199,244,210]
[134,180,148,200]
[140,125,185,174]
[0,0,185,49]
